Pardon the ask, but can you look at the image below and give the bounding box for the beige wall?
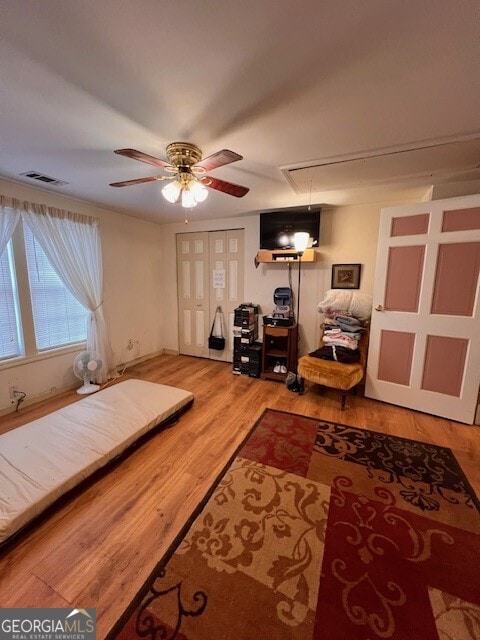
[160,201,393,357]
[0,179,164,412]
[0,178,423,414]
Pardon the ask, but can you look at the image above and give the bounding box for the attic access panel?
[282,138,480,193]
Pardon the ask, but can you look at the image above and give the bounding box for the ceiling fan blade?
[204,176,249,198]
[110,176,163,187]
[114,148,174,170]
[194,149,243,171]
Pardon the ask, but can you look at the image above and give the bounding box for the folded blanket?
[323,333,359,350]
[335,320,364,334]
[323,326,342,334]
[334,314,362,326]
[309,345,361,363]
[336,329,363,340]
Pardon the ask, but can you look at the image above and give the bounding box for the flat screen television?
[259,206,321,250]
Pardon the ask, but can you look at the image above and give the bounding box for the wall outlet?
[9,385,17,400]
[127,339,134,350]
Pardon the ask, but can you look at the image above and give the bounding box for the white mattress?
[0,379,193,545]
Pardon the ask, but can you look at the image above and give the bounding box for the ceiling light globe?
[162,181,181,204]
[181,188,197,208]
[190,180,208,203]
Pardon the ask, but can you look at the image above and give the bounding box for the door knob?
[375,304,384,311]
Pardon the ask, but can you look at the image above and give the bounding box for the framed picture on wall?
[331,263,361,289]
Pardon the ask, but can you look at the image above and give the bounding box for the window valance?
[0,194,99,227]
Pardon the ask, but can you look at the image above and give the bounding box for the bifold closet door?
[208,229,244,363]
[176,232,210,358]
[176,229,244,361]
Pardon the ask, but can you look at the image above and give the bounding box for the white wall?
[160,201,393,357]
[0,179,164,412]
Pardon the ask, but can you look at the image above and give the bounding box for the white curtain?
[0,196,21,255]
[22,204,113,382]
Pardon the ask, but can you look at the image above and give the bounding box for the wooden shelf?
[256,248,318,263]
[262,324,298,381]
[262,369,287,382]
[265,348,288,357]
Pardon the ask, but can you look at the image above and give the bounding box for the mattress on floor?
[0,378,194,546]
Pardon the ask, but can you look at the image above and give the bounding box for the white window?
[0,240,22,360]
[23,224,88,350]
[0,222,88,363]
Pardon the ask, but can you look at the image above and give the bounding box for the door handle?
[375,304,384,311]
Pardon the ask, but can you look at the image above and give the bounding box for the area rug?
[108,409,480,640]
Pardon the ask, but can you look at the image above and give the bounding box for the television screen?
[259,207,321,250]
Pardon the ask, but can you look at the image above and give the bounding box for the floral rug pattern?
[109,409,480,640]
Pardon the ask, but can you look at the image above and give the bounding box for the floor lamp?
[293,232,310,325]
[292,232,310,393]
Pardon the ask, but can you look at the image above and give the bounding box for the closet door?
[208,229,245,363]
[177,229,244,361]
[366,195,480,424]
[176,232,209,358]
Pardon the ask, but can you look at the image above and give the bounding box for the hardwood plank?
[0,353,478,637]
[0,574,70,608]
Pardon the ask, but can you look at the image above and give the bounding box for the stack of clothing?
[309,311,365,364]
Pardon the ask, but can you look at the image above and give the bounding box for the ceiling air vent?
[19,171,68,186]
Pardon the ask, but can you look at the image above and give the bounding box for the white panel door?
[366,194,480,424]
[176,232,209,358]
[177,229,244,362]
[208,229,245,363]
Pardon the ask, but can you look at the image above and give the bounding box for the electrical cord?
[13,390,26,412]
[288,263,295,322]
[100,365,128,390]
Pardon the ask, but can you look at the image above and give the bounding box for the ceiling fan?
[110,142,249,208]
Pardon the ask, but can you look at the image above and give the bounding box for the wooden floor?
[0,354,479,637]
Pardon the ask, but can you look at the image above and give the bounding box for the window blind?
[24,224,89,350]
[0,241,22,360]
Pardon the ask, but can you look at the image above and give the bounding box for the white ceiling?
[1,0,479,224]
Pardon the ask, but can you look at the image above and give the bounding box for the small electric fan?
[73,350,103,395]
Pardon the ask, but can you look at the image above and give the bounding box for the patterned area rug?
[108,409,480,640]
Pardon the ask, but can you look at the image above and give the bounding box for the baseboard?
[116,349,165,370]
[163,349,179,356]
[0,381,79,417]
[0,350,167,417]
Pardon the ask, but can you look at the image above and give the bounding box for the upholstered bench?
[298,329,369,409]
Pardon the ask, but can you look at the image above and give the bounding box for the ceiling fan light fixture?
[112,143,249,207]
[162,180,182,203]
